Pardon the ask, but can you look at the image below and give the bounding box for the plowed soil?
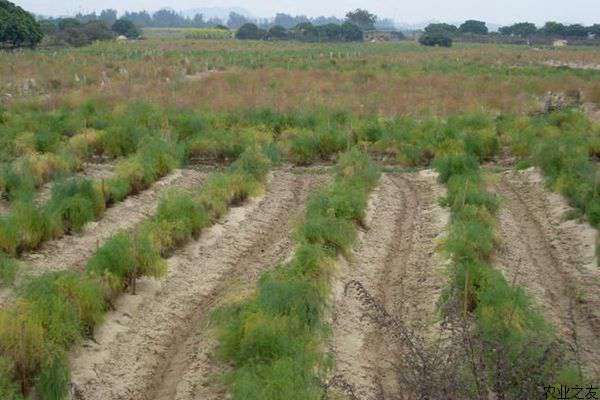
[492,168,600,379]
[69,169,327,400]
[328,171,450,400]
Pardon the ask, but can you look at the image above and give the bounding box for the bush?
[0,357,22,400]
[112,18,140,38]
[86,233,136,294]
[0,251,19,286]
[236,23,265,40]
[46,178,105,233]
[419,32,453,47]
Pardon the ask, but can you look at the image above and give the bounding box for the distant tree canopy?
[345,9,377,31]
[40,19,114,47]
[424,23,458,36]
[499,22,538,37]
[112,18,141,38]
[235,23,264,40]
[0,0,43,48]
[227,12,250,29]
[419,32,453,47]
[235,21,363,42]
[459,19,488,34]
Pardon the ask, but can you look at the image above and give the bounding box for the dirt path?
[69,169,326,400]
[0,169,207,307]
[328,171,449,400]
[492,169,600,379]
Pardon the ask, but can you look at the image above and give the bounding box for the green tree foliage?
[57,18,81,30]
[235,23,265,40]
[499,22,538,37]
[345,8,377,31]
[542,21,566,37]
[112,18,141,38]
[564,23,589,37]
[459,19,488,35]
[0,0,43,48]
[424,23,458,36]
[419,32,453,47]
[266,25,287,40]
[51,20,115,47]
[227,12,250,29]
[98,9,117,27]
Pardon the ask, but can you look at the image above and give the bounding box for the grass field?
[0,38,599,399]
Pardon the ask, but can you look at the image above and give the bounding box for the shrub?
[86,233,135,294]
[236,23,265,40]
[0,302,46,394]
[152,189,209,252]
[34,350,69,400]
[0,251,19,286]
[433,153,479,183]
[419,32,453,47]
[0,357,22,400]
[46,178,105,233]
[22,272,106,347]
[112,18,140,38]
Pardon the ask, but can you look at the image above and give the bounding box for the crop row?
[213,148,379,399]
[0,145,271,399]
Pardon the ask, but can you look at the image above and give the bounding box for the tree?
[58,18,81,30]
[0,0,43,48]
[564,24,588,37]
[112,18,140,38]
[589,24,600,37]
[227,12,249,29]
[499,22,538,37]
[235,23,264,40]
[123,11,152,27]
[419,32,453,47]
[191,14,205,28]
[99,9,117,27]
[459,20,488,34]
[266,25,287,40]
[341,22,363,41]
[51,20,114,47]
[152,9,186,28]
[542,21,566,37]
[345,9,376,31]
[425,23,458,36]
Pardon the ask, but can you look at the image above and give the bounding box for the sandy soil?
[492,168,600,379]
[69,169,326,400]
[0,169,207,307]
[328,171,450,400]
[543,60,600,70]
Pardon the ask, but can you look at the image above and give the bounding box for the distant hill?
[181,7,252,20]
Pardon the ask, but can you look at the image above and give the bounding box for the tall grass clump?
[0,272,107,397]
[500,110,600,227]
[214,148,379,400]
[433,122,580,397]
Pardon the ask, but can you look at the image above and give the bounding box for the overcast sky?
[14,0,600,25]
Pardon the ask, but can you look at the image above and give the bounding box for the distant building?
[553,39,568,47]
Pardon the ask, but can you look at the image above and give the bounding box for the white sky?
[14,0,600,25]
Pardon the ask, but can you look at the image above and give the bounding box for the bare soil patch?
[492,168,600,379]
[69,169,327,400]
[328,171,450,399]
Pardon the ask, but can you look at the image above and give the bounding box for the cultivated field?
[0,39,599,399]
